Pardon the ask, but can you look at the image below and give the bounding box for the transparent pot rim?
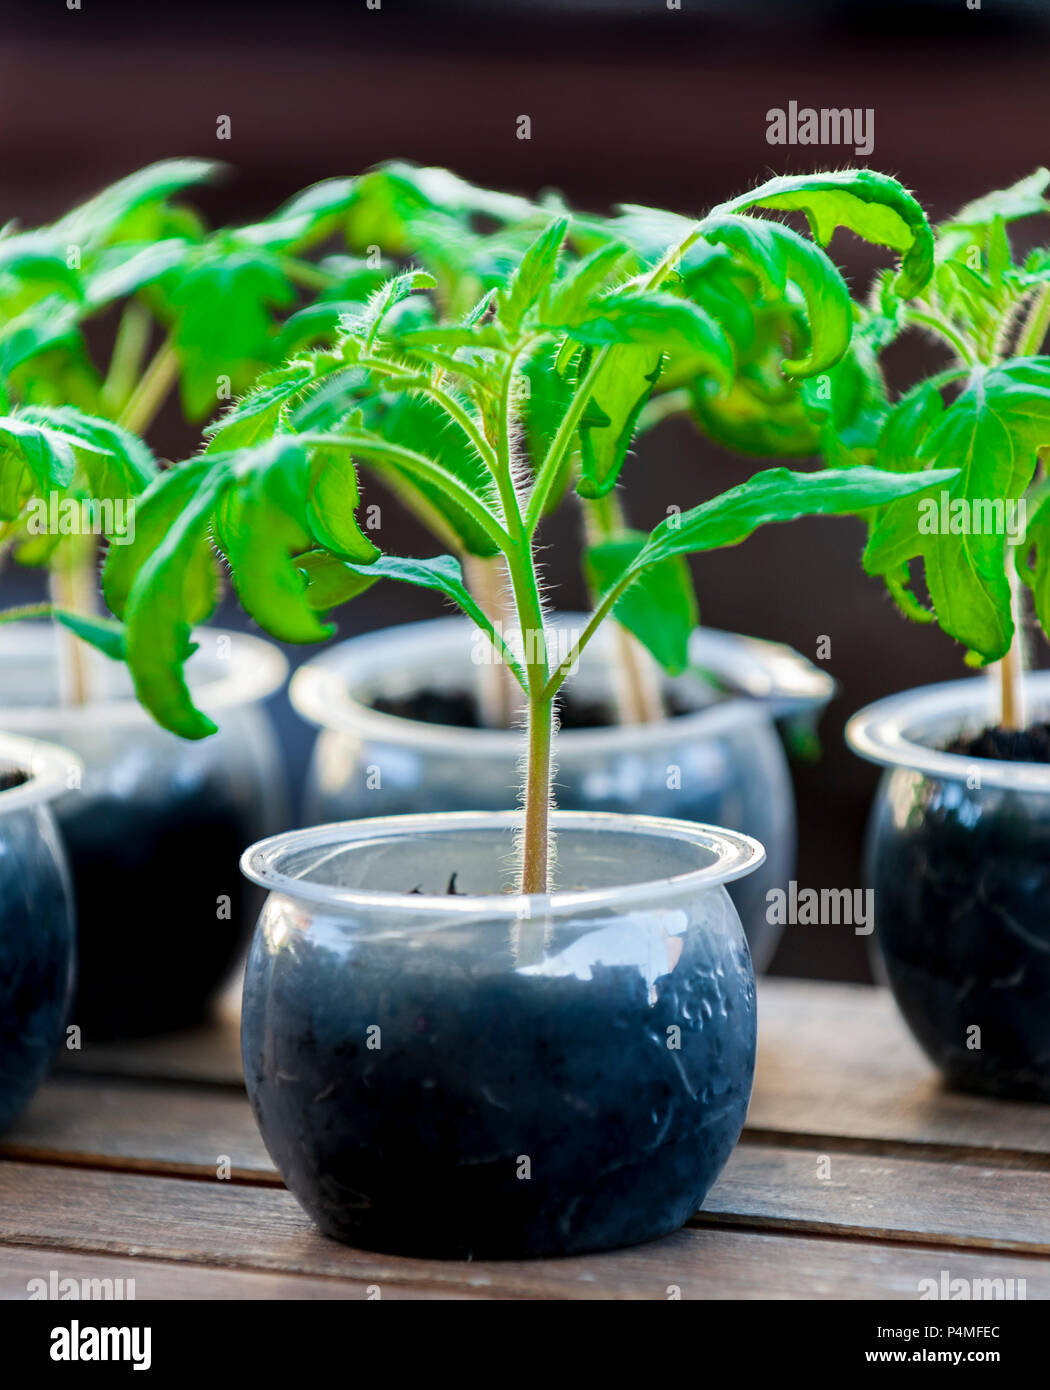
[240,809,767,916]
[846,672,1050,792]
[0,622,289,729]
[0,731,82,812]
[289,615,834,756]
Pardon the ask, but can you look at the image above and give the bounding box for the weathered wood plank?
[753,980,1050,1157]
[0,1244,474,1300]
[7,1074,1050,1252]
[57,1014,243,1088]
[0,1080,272,1181]
[702,1143,1050,1252]
[0,1163,1047,1300]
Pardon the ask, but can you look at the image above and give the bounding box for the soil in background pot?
[945,723,1050,762]
[59,778,260,1040]
[871,720,1050,1101]
[372,687,696,730]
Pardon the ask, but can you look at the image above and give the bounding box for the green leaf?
[498,216,568,333]
[629,464,959,571]
[203,361,319,451]
[553,289,733,380]
[864,361,1050,661]
[55,159,219,248]
[942,170,1050,235]
[343,162,536,258]
[0,233,83,299]
[723,169,935,297]
[297,549,381,610]
[396,322,504,352]
[702,214,852,377]
[306,446,380,562]
[0,416,77,496]
[222,494,334,645]
[103,455,219,620]
[123,463,230,740]
[343,269,437,351]
[545,242,633,325]
[235,178,358,252]
[16,405,157,496]
[0,410,120,520]
[314,552,527,690]
[83,238,193,307]
[163,242,296,419]
[0,298,81,378]
[310,408,503,558]
[585,530,698,674]
[209,437,335,644]
[521,344,576,505]
[1021,504,1050,638]
[52,610,127,662]
[576,346,663,499]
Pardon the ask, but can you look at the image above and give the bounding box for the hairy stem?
[102,302,152,418]
[1016,283,1050,359]
[118,337,178,435]
[526,224,701,531]
[49,558,94,706]
[582,490,665,725]
[489,355,555,893]
[998,559,1026,731]
[0,602,52,623]
[521,692,554,894]
[465,554,523,729]
[903,309,978,368]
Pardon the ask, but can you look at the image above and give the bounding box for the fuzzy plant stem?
[998,560,1026,732]
[583,490,665,725]
[1017,283,1050,359]
[102,302,152,417]
[118,337,179,435]
[492,356,555,894]
[464,553,524,728]
[49,558,93,706]
[521,690,555,894]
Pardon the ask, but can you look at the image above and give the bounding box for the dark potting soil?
[242,921,756,1259]
[57,784,259,1040]
[0,766,28,793]
[869,755,1050,1101]
[944,722,1050,762]
[372,687,695,730]
[0,810,74,1133]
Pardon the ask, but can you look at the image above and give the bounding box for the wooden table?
[1,979,1048,1301]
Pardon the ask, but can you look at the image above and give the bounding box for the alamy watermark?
[28,1270,136,1300]
[24,493,136,545]
[918,1270,1026,1301]
[766,880,874,935]
[766,101,874,157]
[918,491,1025,542]
[471,621,581,673]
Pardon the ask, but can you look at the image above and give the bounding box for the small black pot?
[0,736,77,1133]
[240,812,764,1259]
[0,625,288,1039]
[848,679,1050,1102]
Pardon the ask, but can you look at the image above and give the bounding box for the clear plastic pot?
[0,732,79,1133]
[291,616,831,971]
[240,810,764,1258]
[0,622,289,1039]
[847,675,1050,1101]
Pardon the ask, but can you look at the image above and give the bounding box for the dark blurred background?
[4,0,1050,980]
